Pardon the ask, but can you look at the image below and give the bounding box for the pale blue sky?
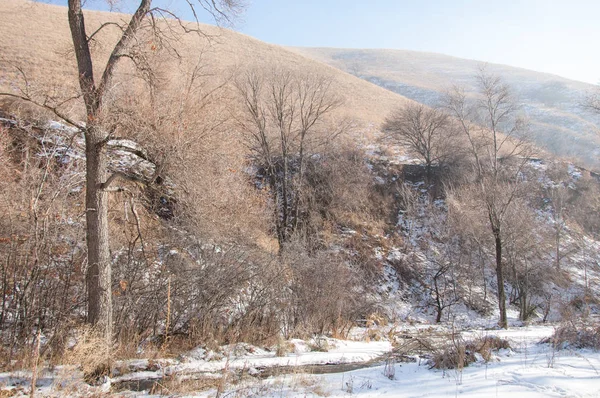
[42,0,600,84]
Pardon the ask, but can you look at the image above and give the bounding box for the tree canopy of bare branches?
[382,102,457,180]
[584,89,600,114]
[445,69,531,328]
[236,68,343,251]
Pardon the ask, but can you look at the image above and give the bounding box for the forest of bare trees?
[0,2,599,393]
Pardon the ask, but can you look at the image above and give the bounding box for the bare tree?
[548,184,570,270]
[446,69,531,328]
[236,68,343,251]
[2,0,245,352]
[502,198,549,321]
[421,209,461,323]
[584,89,600,114]
[382,103,457,181]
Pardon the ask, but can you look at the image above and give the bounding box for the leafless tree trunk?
[67,0,154,346]
[549,185,567,269]
[446,68,530,328]
[66,0,246,346]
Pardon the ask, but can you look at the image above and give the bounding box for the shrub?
[429,335,510,370]
[545,322,600,350]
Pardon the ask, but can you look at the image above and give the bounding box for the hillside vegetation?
[1,1,600,396]
[0,0,414,363]
[291,47,600,169]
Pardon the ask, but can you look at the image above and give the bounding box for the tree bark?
[85,127,112,342]
[494,232,508,328]
[67,0,98,116]
[68,0,112,344]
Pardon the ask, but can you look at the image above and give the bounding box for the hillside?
[291,47,600,169]
[2,1,600,396]
[0,0,412,129]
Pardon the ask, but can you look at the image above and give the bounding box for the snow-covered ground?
[3,324,599,397]
[187,325,599,398]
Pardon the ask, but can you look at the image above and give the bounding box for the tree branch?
[98,171,148,191]
[87,21,124,43]
[97,0,152,105]
[0,92,85,130]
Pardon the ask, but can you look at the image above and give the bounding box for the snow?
[45,120,79,133]
[5,325,600,397]
[130,339,392,380]
[187,326,600,398]
[568,164,583,180]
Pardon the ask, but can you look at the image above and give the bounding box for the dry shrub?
[546,322,600,350]
[389,252,422,287]
[103,56,270,245]
[343,233,384,280]
[561,293,599,318]
[309,147,390,234]
[62,326,112,381]
[429,335,510,370]
[280,242,375,339]
[275,339,296,357]
[430,344,475,370]
[307,336,332,352]
[148,375,220,396]
[364,328,386,342]
[466,336,511,361]
[112,240,282,348]
[0,117,86,368]
[465,295,495,317]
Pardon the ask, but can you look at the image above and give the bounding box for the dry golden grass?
[0,0,422,249]
[0,0,412,129]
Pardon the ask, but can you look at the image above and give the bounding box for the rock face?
[1,114,176,219]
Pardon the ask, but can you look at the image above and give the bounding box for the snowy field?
[3,324,599,397]
[189,325,600,398]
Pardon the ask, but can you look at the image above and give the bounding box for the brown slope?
[290,47,600,169]
[0,0,413,129]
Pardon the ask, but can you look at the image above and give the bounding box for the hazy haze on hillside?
[292,47,600,170]
[40,0,600,85]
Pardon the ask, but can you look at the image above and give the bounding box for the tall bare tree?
[382,102,457,181]
[446,69,530,328]
[236,68,342,251]
[69,0,244,347]
[3,0,245,350]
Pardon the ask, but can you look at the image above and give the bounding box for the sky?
[42,0,600,85]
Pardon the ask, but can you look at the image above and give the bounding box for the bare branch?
[98,171,148,191]
[0,92,84,130]
[87,21,124,43]
[97,0,152,105]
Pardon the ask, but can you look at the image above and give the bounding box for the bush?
[546,322,600,350]
[466,336,511,361]
[429,335,510,370]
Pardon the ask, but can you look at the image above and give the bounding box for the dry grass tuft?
[275,339,296,357]
[61,327,112,383]
[424,333,511,370]
[545,321,600,350]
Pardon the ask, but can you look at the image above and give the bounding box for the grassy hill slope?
[0,0,413,129]
[291,47,600,169]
